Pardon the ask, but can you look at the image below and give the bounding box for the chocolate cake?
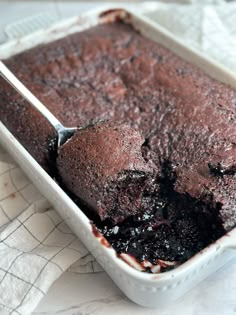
[57,121,156,223]
[1,21,236,270]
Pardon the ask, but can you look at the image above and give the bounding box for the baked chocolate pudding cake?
[57,121,156,224]
[1,21,236,271]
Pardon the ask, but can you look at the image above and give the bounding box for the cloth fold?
[0,147,102,315]
[0,1,236,314]
[145,2,236,71]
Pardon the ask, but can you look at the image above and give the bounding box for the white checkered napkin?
[145,2,236,72]
[0,145,103,315]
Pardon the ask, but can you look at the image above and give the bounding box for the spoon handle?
[0,60,64,132]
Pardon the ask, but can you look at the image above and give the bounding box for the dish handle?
[4,13,58,42]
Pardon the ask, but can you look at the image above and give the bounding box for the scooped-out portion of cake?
[96,160,225,270]
[1,21,236,271]
[57,121,157,224]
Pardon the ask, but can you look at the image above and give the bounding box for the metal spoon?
[0,60,76,148]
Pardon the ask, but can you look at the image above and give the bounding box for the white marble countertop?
[34,260,236,315]
[1,1,236,314]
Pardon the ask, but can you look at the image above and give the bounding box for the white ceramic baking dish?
[0,7,236,308]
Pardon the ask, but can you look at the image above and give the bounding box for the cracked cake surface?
[0,22,236,270]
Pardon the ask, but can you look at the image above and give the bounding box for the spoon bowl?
[56,125,77,148]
